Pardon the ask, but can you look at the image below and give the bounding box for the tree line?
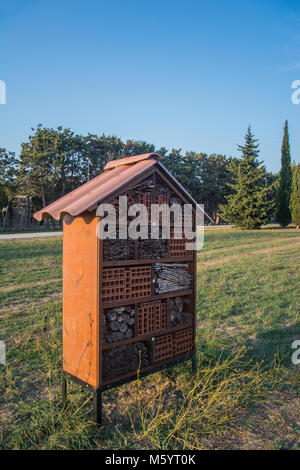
[0,122,299,229]
[0,124,238,219]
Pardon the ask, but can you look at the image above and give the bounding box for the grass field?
[0,226,299,450]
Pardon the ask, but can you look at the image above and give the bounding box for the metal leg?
[192,353,197,373]
[62,371,67,405]
[94,388,102,425]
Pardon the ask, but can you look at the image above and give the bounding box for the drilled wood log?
[169,296,193,327]
[120,322,128,333]
[103,306,136,344]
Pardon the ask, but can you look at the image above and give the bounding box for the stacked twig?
[103,238,135,261]
[134,176,155,192]
[155,174,171,196]
[154,263,193,294]
[103,342,149,380]
[138,238,168,259]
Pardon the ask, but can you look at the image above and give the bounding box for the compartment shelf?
[103,255,193,267]
[102,322,194,351]
[98,166,197,392]
[101,289,193,309]
[102,351,195,387]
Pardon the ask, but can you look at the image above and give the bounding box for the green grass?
[0,229,62,235]
[0,228,299,450]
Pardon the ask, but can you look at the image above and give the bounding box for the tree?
[17,124,272,225]
[19,125,59,207]
[198,153,234,218]
[82,136,156,181]
[265,171,279,223]
[83,134,123,180]
[122,139,155,157]
[52,127,85,195]
[277,120,292,226]
[19,125,85,207]
[0,147,18,209]
[0,147,18,184]
[162,148,184,180]
[290,163,300,228]
[163,149,235,220]
[220,126,273,229]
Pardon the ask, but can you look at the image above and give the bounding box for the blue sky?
[1,0,300,172]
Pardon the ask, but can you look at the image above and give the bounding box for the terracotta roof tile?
[34,152,212,223]
[34,156,156,221]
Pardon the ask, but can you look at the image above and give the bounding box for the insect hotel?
[34,153,200,424]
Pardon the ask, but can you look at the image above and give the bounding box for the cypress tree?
[290,164,300,229]
[277,120,292,226]
[220,126,273,229]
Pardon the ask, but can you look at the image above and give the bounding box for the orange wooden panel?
[63,212,99,387]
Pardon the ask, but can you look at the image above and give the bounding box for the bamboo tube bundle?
[153,263,193,294]
[103,342,149,380]
[103,306,135,344]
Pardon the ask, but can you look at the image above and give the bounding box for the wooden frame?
[62,166,197,424]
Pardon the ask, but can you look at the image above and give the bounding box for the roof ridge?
[104,152,162,170]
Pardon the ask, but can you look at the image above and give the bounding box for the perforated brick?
[170,229,193,257]
[135,193,169,224]
[102,268,126,303]
[137,300,167,336]
[137,301,160,336]
[135,193,152,222]
[153,328,194,363]
[160,302,167,330]
[126,265,152,300]
[153,333,174,363]
[109,191,136,221]
[174,328,194,355]
[102,266,152,304]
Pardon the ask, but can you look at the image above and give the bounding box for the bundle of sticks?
[138,239,168,259]
[103,342,149,380]
[103,306,135,344]
[134,176,155,192]
[103,238,135,261]
[155,174,172,196]
[154,263,193,294]
[134,174,171,196]
[169,296,193,327]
